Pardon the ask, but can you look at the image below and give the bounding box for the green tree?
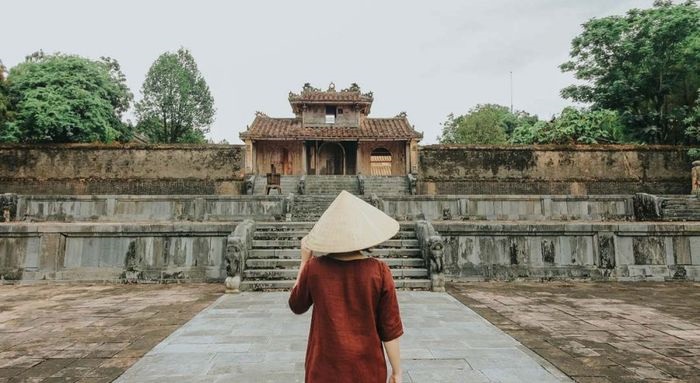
[438,104,533,144]
[0,53,133,143]
[685,92,700,158]
[510,107,625,144]
[136,48,215,143]
[0,60,11,132]
[560,0,700,144]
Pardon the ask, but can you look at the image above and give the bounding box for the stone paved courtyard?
[448,281,700,383]
[2,283,699,382]
[0,284,222,383]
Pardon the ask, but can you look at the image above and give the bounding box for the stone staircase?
[241,222,431,291]
[364,176,410,195]
[253,175,300,195]
[661,195,700,221]
[304,175,359,195]
[290,195,336,221]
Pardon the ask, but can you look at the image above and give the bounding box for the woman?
[289,190,403,383]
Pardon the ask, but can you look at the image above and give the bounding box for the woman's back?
[289,256,403,383]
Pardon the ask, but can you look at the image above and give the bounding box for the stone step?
[244,268,428,280]
[254,223,315,230]
[252,230,417,240]
[248,248,422,259]
[245,257,426,269]
[240,278,431,291]
[251,239,420,249]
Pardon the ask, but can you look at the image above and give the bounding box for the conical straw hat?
[302,190,400,254]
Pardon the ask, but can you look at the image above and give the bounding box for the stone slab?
[116,291,570,382]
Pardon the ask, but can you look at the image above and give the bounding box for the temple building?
[240,83,422,176]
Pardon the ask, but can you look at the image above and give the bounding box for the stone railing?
[415,220,445,292]
[357,174,366,195]
[284,193,295,221]
[224,219,255,293]
[1,193,17,223]
[369,193,383,210]
[298,175,306,195]
[633,193,664,221]
[407,173,417,195]
[245,174,256,195]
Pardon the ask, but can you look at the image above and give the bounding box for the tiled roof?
[240,117,422,140]
[288,91,373,103]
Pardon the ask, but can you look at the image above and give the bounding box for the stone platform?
[116,292,570,383]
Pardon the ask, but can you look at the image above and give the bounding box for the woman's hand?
[389,370,402,383]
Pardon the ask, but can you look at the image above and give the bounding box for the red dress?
[288,256,404,383]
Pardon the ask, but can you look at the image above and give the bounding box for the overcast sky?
[3,0,653,144]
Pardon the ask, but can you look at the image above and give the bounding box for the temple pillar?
[244,139,254,174]
[405,141,411,175]
[409,139,419,174]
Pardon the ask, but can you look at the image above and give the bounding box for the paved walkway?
[116,292,570,383]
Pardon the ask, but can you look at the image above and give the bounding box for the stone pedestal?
[225,276,241,294]
[693,161,700,195]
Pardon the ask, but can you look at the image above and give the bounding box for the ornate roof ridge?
[288,82,374,101]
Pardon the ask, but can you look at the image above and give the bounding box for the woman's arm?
[293,244,312,288]
[383,338,401,383]
[288,243,313,314]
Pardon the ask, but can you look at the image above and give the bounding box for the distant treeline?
[438,1,699,156]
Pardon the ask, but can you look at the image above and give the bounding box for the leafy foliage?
[0,53,133,143]
[510,107,625,144]
[560,0,700,144]
[136,48,215,143]
[0,60,11,134]
[686,93,700,159]
[438,104,535,144]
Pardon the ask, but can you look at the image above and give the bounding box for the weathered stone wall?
[434,222,700,282]
[14,195,286,222]
[419,145,693,195]
[380,195,633,221]
[0,144,245,195]
[9,194,633,223]
[2,144,694,195]
[0,222,234,282]
[3,219,700,283]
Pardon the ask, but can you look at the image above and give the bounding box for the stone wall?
[0,222,234,282]
[419,145,693,195]
[434,221,700,282]
[2,143,694,195]
[14,195,286,222]
[380,195,633,222]
[3,219,700,283]
[0,144,245,195]
[8,194,632,223]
